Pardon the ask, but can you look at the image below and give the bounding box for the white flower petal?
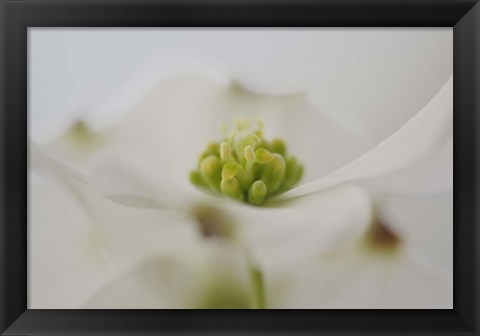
[82,241,251,309]
[82,256,200,308]
[224,184,372,268]
[269,243,452,309]
[30,140,88,184]
[304,30,452,143]
[266,100,373,183]
[87,76,227,180]
[362,135,452,195]
[29,177,114,308]
[30,165,203,308]
[70,182,202,270]
[88,153,195,210]
[83,57,230,131]
[31,77,225,210]
[281,75,452,199]
[375,192,453,273]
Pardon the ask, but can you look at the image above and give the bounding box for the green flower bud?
[198,142,219,164]
[270,138,286,156]
[235,165,253,190]
[244,145,255,162]
[221,177,244,201]
[261,154,286,195]
[200,155,221,191]
[222,162,241,180]
[248,180,267,205]
[220,142,233,161]
[190,118,303,205]
[278,156,303,193]
[254,148,273,164]
[234,131,261,159]
[189,170,206,188]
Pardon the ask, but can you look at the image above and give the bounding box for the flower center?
[190,117,303,205]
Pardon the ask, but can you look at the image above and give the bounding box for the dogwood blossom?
[30,73,452,308]
[29,30,452,308]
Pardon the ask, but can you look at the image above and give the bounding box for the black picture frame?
[1,0,479,335]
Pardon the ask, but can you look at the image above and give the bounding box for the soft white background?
[29,28,452,274]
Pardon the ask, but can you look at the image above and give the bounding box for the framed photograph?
[1,0,478,335]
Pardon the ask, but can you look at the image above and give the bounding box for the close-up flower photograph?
[28,28,454,310]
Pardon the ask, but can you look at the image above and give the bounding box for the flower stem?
[248,260,266,309]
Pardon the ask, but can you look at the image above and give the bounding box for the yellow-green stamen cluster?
[190,118,303,205]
